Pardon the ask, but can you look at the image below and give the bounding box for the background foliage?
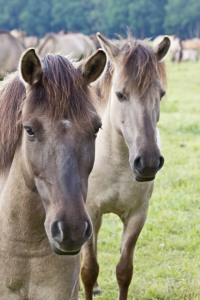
[0,0,199,38]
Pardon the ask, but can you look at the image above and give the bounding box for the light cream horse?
[181,49,199,61]
[38,32,96,60]
[0,31,25,79]
[81,33,171,300]
[0,48,106,299]
[10,29,39,48]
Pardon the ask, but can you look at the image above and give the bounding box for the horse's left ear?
[96,32,120,62]
[20,48,42,85]
[81,49,107,84]
[155,36,171,62]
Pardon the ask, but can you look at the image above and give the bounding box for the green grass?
[79,59,200,299]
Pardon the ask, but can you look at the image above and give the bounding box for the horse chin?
[50,243,81,256]
[135,175,155,182]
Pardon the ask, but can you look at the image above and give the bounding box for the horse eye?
[116,91,127,102]
[24,126,36,138]
[94,126,102,138]
[160,90,166,99]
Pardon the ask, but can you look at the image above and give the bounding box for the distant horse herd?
[153,34,200,63]
[0,30,199,79]
[0,30,100,79]
[0,28,197,299]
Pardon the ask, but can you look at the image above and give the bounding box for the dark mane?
[98,37,166,101]
[0,74,25,173]
[0,54,96,173]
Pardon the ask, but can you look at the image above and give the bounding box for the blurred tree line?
[0,0,199,38]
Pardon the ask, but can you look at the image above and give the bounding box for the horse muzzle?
[45,218,93,256]
[131,154,164,182]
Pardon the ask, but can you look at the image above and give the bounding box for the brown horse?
[182,38,200,51]
[0,48,106,299]
[81,34,171,300]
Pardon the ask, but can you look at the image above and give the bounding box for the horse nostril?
[158,155,164,170]
[134,156,143,172]
[51,221,64,243]
[134,154,164,173]
[83,221,92,242]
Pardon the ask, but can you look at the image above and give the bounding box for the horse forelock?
[97,38,166,104]
[24,54,96,123]
[0,55,97,173]
[118,38,167,95]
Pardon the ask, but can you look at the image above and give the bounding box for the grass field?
[79,59,200,299]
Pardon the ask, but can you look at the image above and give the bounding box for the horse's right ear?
[155,36,171,62]
[20,48,42,85]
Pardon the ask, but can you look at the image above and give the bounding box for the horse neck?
[0,146,46,250]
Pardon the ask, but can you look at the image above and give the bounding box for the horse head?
[19,48,106,254]
[97,33,170,182]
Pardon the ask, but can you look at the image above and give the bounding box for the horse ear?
[96,32,120,61]
[81,49,107,84]
[20,48,42,85]
[155,36,171,62]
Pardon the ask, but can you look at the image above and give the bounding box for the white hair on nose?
[156,128,161,150]
[61,119,72,127]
